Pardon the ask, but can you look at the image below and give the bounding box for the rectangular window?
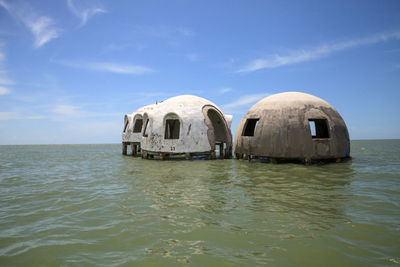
[308,119,330,138]
[165,119,180,139]
[143,119,149,137]
[242,118,259,136]
[123,121,129,132]
[133,119,143,133]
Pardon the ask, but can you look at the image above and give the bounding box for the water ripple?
[0,141,399,266]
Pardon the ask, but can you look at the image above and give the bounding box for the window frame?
[308,118,330,139]
[133,119,143,133]
[164,119,180,139]
[242,118,260,136]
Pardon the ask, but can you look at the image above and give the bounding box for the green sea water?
[0,140,399,266]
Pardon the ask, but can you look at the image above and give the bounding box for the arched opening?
[203,106,232,159]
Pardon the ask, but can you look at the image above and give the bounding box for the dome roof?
[160,95,217,109]
[251,92,332,111]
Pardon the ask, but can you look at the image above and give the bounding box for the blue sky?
[0,0,399,144]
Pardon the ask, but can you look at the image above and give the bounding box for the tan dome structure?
[122,95,233,160]
[234,92,350,164]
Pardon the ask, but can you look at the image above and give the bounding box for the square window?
[308,119,330,138]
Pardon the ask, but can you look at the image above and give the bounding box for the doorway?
[203,105,232,159]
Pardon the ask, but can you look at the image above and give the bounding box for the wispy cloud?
[237,31,400,73]
[0,111,20,120]
[222,93,270,109]
[0,43,13,92]
[133,25,195,39]
[56,60,154,75]
[219,87,232,94]
[0,75,13,85]
[0,86,11,95]
[176,27,195,37]
[0,0,61,48]
[51,104,122,119]
[0,111,46,120]
[66,0,106,26]
[88,62,153,75]
[52,104,81,117]
[185,53,200,62]
[138,92,171,98]
[29,16,60,48]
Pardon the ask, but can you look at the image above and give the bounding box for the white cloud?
[219,87,232,94]
[57,60,154,75]
[0,50,5,62]
[88,62,153,74]
[222,93,270,109]
[185,53,199,62]
[52,104,81,116]
[0,86,11,95]
[0,111,19,120]
[26,115,47,119]
[28,16,60,48]
[237,31,400,73]
[63,121,120,136]
[67,0,106,26]
[0,0,61,48]
[133,25,195,39]
[0,111,46,120]
[0,76,13,85]
[0,44,14,86]
[0,0,10,10]
[51,104,122,119]
[176,27,195,37]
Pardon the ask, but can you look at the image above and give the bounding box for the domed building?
[234,92,350,164]
[122,95,233,160]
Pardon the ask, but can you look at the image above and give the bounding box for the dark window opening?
[133,119,143,133]
[242,118,259,136]
[308,119,330,138]
[123,120,129,132]
[165,119,180,139]
[143,119,149,137]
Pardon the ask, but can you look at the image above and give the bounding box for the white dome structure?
[122,95,233,160]
[234,92,350,164]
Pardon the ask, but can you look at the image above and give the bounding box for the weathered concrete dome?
[123,95,233,159]
[234,92,350,163]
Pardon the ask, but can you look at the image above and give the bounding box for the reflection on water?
[0,141,399,266]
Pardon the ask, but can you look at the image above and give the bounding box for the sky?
[0,0,399,144]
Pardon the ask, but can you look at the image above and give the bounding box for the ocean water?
[0,140,399,266]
